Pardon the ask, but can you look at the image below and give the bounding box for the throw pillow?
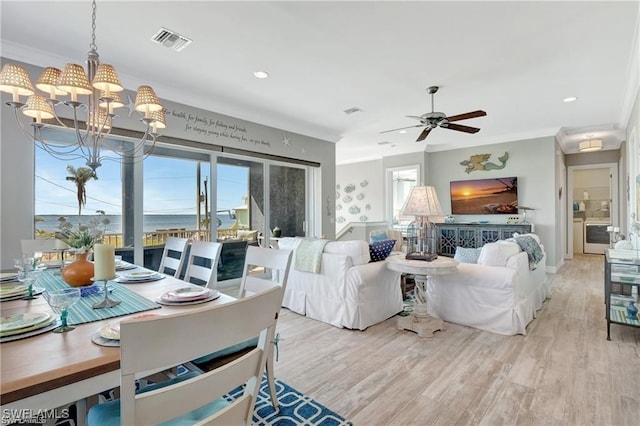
[453,247,481,264]
[370,231,389,243]
[369,239,396,262]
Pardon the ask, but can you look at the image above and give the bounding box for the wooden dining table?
[0,265,235,416]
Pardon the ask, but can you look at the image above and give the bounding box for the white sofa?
[277,238,403,330]
[427,234,550,335]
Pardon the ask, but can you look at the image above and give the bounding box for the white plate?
[165,287,212,301]
[0,272,18,282]
[156,290,221,306]
[91,332,120,347]
[98,313,161,340]
[0,319,59,343]
[114,274,165,283]
[1,312,52,333]
[115,261,137,271]
[124,271,156,280]
[0,285,28,298]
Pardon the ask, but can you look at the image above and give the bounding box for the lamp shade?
[400,186,443,218]
[92,64,123,93]
[87,109,111,130]
[149,109,167,131]
[36,67,67,97]
[0,63,35,98]
[56,63,93,100]
[134,85,163,114]
[22,94,55,122]
[578,139,603,152]
[98,91,124,111]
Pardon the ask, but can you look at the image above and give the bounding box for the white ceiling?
[1,1,638,164]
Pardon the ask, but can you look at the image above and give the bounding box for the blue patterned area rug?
[47,376,351,426]
[230,377,352,426]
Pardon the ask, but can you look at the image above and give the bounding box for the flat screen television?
[450,177,518,215]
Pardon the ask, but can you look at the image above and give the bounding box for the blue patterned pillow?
[369,239,396,262]
[370,232,389,243]
[453,246,481,264]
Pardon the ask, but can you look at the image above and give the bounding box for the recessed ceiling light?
[399,130,408,134]
[563,96,577,103]
[253,71,269,79]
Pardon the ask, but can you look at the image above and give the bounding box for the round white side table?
[386,254,458,337]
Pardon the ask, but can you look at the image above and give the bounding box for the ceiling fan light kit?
[578,139,603,152]
[380,86,486,142]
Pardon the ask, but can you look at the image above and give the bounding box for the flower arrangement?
[56,212,110,252]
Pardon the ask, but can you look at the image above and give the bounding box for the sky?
[34,146,249,217]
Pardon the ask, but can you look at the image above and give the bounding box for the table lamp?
[400,185,443,261]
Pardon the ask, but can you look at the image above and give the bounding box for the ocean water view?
[35,214,237,235]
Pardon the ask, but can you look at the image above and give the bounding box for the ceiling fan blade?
[442,123,481,134]
[406,115,425,121]
[446,110,487,122]
[416,128,432,142]
[380,124,424,134]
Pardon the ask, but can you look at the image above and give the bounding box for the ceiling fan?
[381,86,487,142]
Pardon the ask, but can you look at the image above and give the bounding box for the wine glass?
[44,288,81,333]
[17,269,38,300]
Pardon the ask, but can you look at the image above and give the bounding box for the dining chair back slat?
[115,287,282,425]
[183,241,223,288]
[157,237,191,278]
[239,246,293,297]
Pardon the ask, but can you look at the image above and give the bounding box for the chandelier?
[0,0,166,171]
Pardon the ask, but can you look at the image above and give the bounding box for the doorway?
[567,163,618,257]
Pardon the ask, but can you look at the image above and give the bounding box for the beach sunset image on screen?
[450,177,518,215]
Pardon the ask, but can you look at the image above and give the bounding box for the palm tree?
[66,165,97,220]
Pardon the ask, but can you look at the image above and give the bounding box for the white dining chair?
[189,245,293,410]
[183,240,223,288]
[86,286,283,425]
[157,237,191,278]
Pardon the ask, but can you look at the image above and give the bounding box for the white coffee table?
[386,254,458,337]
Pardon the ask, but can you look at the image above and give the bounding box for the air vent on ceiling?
[343,107,362,115]
[151,27,192,52]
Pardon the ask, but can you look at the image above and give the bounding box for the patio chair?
[86,286,283,425]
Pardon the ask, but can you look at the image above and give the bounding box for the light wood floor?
[267,254,640,425]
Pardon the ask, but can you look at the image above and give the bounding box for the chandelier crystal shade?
[0,0,166,170]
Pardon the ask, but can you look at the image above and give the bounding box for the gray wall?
[335,159,384,232]
[427,136,557,267]
[0,58,337,269]
[336,137,559,269]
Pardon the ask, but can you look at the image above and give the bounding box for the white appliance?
[584,218,610,254]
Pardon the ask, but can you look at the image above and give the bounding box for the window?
[386,165,420,227]
[34,143,122,244]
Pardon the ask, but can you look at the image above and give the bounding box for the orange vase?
[61,252,94,287]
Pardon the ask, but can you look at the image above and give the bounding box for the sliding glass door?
[269,164,306,240]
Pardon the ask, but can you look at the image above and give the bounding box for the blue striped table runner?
[39,271,161,325]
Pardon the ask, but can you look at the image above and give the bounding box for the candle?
[93,244,116,280]
[614,227,620,233]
